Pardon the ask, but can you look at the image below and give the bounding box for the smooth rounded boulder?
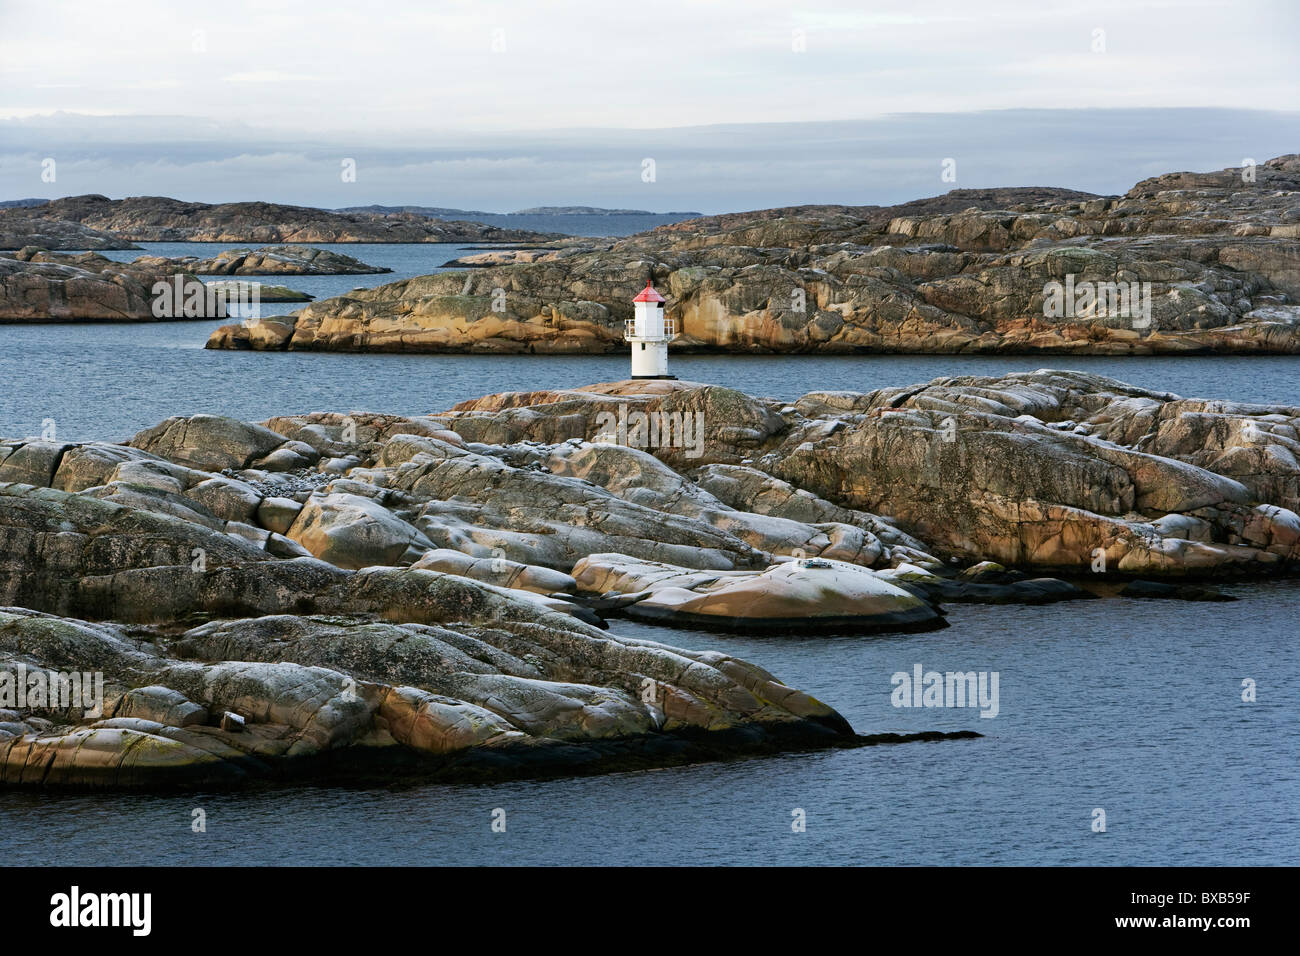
[573,554,945,632]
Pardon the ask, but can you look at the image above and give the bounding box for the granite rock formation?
[0,195,562,244]
[210,155,1300,355]
[5,370,1291,787]
[430,374,1300,574]
[0,216,139,251]
[132,245,389,276]
[0,248,349,319]
[0,249,224,321]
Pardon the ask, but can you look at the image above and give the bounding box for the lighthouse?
[624,280,677,379]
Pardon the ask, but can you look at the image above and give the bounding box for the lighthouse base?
[630,374,677,380]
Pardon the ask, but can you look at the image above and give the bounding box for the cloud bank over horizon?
[3,0,1297,214]
[1,109,1297,214]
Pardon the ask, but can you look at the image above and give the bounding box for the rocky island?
[338,204,704,218]
[131,245,391,276]
[0,246,386,321]
[1,249,222,321]
[209,155,1300,355]
[0,216,139,252]
[1,370,1294,787]
[511,206,704,217]
[0,195,563,246]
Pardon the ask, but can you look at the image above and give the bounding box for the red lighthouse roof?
[633,281,665,303]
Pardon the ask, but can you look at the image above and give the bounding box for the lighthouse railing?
[624,317,678,341]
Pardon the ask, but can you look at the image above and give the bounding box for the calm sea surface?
[0,242,1296,865]
[3,241,1299,440]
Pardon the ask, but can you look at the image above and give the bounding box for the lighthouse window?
[640,343,645,350]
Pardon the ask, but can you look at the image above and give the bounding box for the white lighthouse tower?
[625,280,677,379]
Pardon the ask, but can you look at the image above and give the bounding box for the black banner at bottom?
[8,865,1285,942]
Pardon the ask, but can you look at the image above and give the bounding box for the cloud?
[2,108,1296,213]
[221,71,322,84]
[1,0,1296,131]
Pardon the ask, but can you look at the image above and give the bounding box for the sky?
[1,0,1297,212]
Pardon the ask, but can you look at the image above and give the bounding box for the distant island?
[0,245,387,321]
[210,153,1300,357]
[511,206,703,217]
[0,195,562,247]
[334,204,498,219]
[0,197,701,251]
[337,204,703,217]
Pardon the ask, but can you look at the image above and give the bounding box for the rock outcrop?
[426,374,1300,575]
[209,155,1300,355]
[0,474,862,787]
[0,602,856,788]
[0,195,562,244]
[0,395,908,787]
[6,370,1292,787]
[131,245,389,276]
[203,280,312,303]
[0,250,225,321]
[0,248,329,320]
[0,216,139,251]
[763,372,1300,573]
[573,555,944,631]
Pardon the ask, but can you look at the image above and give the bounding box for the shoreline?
[204,335,1300,357]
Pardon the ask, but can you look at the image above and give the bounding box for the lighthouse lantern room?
[624,280,677,379]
